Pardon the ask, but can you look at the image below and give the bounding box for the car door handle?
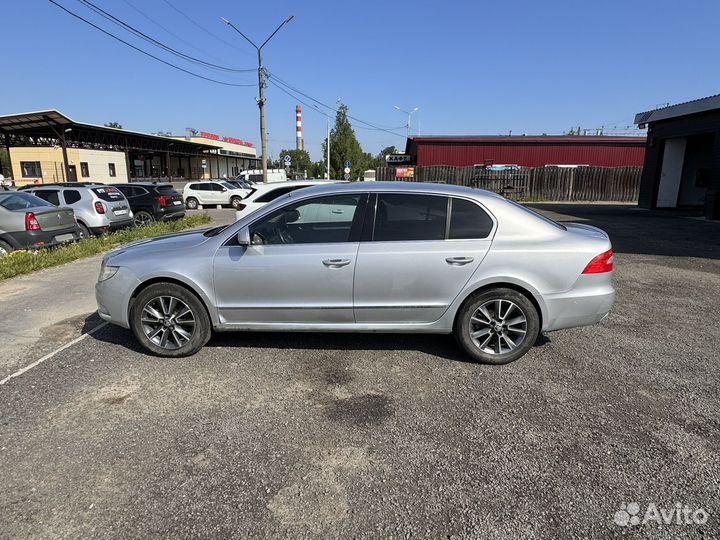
[331,209,344,214]
[445,256,474,266]
[322,258,351,268]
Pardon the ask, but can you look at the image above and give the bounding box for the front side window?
[373,194,448,241]
[448,198,494,239]
[33,190,61,206]
[250,194,362,245]
[80,162,90,177]
[21,161,42,178]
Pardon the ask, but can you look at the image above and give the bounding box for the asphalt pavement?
[0,204,718,539]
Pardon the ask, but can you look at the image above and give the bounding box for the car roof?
[30,184,111,190]
[279,181,501,200]
[117,182,172,187]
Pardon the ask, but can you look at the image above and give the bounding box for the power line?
[48,0,256,87]
[77,0,255,73]
[159,0,254,58]
[266,74,407,138]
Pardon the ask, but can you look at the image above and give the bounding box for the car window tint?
[155,185,176,195]
[34,190,61,206]
[373,194,448,241]
[92,186,124,201]
[63,189,82,204]
[448,198,494,239]
[250,194,361,245]
[255,186,297,203]
[0,192,53,210]
[115,185,133,197]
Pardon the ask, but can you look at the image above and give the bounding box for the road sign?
[344,160,351,169]
[343,167,351,174]
[283,155,292,164]
[344,173,351,180]
[201,159,207,169]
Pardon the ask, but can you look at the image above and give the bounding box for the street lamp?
[222,15,294,183]
[394,106,419,139]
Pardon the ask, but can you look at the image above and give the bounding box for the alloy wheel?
[468,299,528,355]
[134,212,154,227]
[141,295,196,350]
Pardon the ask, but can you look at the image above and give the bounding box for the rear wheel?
[0,240,13,258]
[454,288,540,365]
[134,210,155,227]
[230,196,243,209]
[130,282,211,357]
[185,197,199,210]
[77,222,91,239]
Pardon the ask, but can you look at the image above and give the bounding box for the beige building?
[10,147,127,185]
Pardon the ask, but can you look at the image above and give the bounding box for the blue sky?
[2,0,720,161]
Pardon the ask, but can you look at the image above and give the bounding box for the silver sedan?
[96,182,615,364]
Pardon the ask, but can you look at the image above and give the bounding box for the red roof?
[409,135,646,145]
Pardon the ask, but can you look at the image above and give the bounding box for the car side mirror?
[237,227,250,246]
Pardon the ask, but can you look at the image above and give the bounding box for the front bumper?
[95,266,141,329]
[541,274,615,332]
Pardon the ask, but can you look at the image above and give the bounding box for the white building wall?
[77,149,128,184]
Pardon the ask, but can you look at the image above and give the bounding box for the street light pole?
[326,115,330,180]
[394,106,419,139]
[222,15,294,183]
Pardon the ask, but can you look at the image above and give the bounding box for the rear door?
[91,186,130,223]
[32,189,61,206]
[353,193,494,323]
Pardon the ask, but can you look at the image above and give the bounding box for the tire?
[454,287,540,365]
[230,196,242,209]
[134,210,155,227]
[130,282,211,357]
[185,197,199,210]
[0,240,13,258]
[77,222,91,239]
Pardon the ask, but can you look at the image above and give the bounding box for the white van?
[235,169,288,184]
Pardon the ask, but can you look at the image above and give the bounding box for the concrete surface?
[0,204,718,539]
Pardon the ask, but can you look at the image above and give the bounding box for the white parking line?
[0,322,108,386]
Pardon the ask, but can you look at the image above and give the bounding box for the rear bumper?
[3,226,81,250]
[541,274,615,332]
[90,217,133,235]
[158,207,186,220]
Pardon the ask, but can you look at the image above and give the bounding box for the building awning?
[635,94,720,125]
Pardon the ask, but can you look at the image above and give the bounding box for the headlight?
[99,263,119,282]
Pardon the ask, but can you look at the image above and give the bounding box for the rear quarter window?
[449,198,494,239]
[92,186,125,201]
[63,190,82,204]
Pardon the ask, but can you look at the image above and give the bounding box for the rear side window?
[92,186,125,201]
[63,190,82,204]
[34,190,61,206]
[255,186,303,203]
[373,194,448,241]
[448,198,494,239]
[189,183,209,191]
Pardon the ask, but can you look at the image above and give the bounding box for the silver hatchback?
[96,182,615,364]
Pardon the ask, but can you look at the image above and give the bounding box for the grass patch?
[0,214,212,281]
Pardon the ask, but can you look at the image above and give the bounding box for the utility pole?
[222,15,294,183]
[326,115,330,180]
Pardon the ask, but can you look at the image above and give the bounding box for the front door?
[67,165,77,182]
[354,193,493,323]
[213,193,367,325]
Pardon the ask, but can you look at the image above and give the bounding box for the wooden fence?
[374,165,642,202]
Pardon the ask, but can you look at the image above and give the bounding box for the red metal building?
[405,135,646,168]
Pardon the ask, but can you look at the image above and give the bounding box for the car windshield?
[0,192,53,210]
[154,185,177,194]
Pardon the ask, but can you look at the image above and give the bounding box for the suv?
[183,181,250,210]
[114,183,185,226]
[26,184,134,238]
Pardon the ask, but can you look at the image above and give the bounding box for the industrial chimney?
[295,105,303,151]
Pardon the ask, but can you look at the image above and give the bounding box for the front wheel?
[185,197,199,210]
[230,196,243,209]
[454,288,540,365]
[130,282,211,357]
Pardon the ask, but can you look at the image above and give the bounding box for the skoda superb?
[96,182,615,364]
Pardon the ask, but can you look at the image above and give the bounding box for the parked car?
[235,168,287,183]
[25,184,134,238]
[233,180,339,219]
[0,191,80,256]
[96,182,615,363]
[114,182,185,226]
[182,180,250,210]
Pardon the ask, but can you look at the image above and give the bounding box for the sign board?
[386,154,412,164]
[201,159,207,169]
[344,160,351,169]
[283,155,292,164]
[344,173,351,180]
[395,167,415,178]
[343,167,351,174]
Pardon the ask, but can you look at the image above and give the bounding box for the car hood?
[106,229,212,263]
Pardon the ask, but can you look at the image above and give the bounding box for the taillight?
[582,249,614,274]
[25,212,41,231]
[155,195,168,207]
[94,201,105,214]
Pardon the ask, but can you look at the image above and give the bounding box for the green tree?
[323,103,367,180]
[278,148,312,177]
[104,121,123,129]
